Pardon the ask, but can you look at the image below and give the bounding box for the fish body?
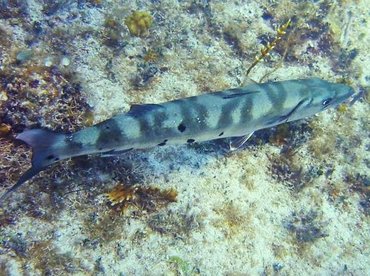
[0,78,354,201]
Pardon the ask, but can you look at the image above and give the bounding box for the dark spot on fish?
[158,139,168,146]
[54,157,60,161]
[178,123,186,132]
[187,139,195,143]
[46,154,55,160]
[219,132,224,137]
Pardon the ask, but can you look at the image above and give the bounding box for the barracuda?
[0,77,354,201]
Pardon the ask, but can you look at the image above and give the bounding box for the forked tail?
[0,129,65,203]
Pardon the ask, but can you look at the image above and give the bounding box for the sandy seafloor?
[0,0,369,275]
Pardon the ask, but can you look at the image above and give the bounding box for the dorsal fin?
[222,89,260,99]
[242,77,258,86]
[127,103,163,117]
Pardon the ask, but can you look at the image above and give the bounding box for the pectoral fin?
[229,132,254,151]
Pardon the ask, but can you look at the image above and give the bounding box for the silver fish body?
[0,78,354,201]
[63,77,353,153]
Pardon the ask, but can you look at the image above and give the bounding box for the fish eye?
[322,98,332,106]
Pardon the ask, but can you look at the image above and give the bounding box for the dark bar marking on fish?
[195,103,210,130]
[274,83,289,116]
[185,96,210,129]
[216,99,242,130]
[95,119,125,149]
[239,96,254,125]
[264,82,285,116]
[267,98,307,125]
[137,115,153,138]
[152,111,169,135]
[176,100,199,133]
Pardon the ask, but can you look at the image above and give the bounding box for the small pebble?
[60,56,70,67]
[0,123,11,136]
[44,56,53,67]
[53,230,62,239]
[16,50,33,64]
[0,91,8,101]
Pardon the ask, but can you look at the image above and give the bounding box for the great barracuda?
[0,78,354,202]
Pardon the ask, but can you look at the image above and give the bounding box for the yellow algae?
[125,11,153,37]
[106,183,177,214]
[0,123,11,136]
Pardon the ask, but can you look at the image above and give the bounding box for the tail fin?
[0,129,65,203]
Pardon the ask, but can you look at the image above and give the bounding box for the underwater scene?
[0,0,369,275]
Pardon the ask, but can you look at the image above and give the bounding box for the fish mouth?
[347,95,357,105]
[334,83,355,106]
[347,86,367,106]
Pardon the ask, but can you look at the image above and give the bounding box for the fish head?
[314,81,355,110]
[285,79,355,122]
